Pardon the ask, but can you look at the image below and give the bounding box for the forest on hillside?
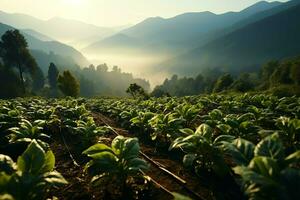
[152,58,300,97]
[0,29,299,99]
[0,30,150,98]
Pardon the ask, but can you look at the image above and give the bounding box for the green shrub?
[268,85,300,97]
[0,140,67,200]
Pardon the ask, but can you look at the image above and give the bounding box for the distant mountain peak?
[173,11,216,20]
[242,1,282,13]
[141,16,164,23]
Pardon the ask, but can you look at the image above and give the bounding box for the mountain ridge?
[84,1,282,56]
[160,1,300,76]
[0,22,89,72]
[0,10,123,48]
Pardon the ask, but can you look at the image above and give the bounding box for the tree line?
[0,30,80,98]
[0,30,150,98]
[77,64,150,97]
[151,57,300,97]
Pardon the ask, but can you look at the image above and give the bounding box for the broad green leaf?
[213,135,235,146]
[249,156,279,178]
[284,151,300,166]
[224,118,239,128]
[179,128,194,136]
[169,118,185,126]
[169,137,185,151]
[238,113,256,123]
[17,140,45,175]
[195,124,213,140]
[111,136,126,155]
[209,109,223,120]
[254,133,284,160]
[217,124,232,134]
[127,158,149,173]
[43,171,68,186]
[0,155,16,174]
[224,138,255,166]
[85,152,118,175]
[82,144,112,156]
[41,150,55,173]
[258,129,275,138]
[122,138,140,160]
[233,165,275,186]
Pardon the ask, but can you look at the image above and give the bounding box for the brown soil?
[49,134,105,200]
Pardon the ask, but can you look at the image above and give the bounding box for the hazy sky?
[0,0,288,27]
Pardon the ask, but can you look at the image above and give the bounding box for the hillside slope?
[0,11,120,48]
[0,23,89,70]
[84,1,281,55]
[160,2,300,76]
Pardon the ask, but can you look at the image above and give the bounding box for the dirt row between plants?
[92,112,213,200]
[49,120,164,200]
[50,133,104,200]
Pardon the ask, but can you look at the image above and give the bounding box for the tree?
[0,30,37,94]
[290,62,300,85]
[0,64,23,98]
[88,64,96,71]
[48,63,59,89]
[270,62,293,86]
[32,67,45,93]
[97,63,108,72]
[261,60,279,81]
[151,87,170,97]
[231,73,254,92]
[126,83,147,98]
[80,75,95,97]
[112,65,121,73]
[58,70,80,97]
[195,74,205,93]
[213,73,234,93]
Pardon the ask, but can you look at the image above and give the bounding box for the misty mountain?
[21,29,53,41]
[85,33,146,54]
[84,1,281,55]
[234,0,300,29]
[0,11,122,48]
[0,22,89,71]
[161,1,300,76]
[30,50,81,74]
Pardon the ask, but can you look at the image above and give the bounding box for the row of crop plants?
[88,94,300,199]
[0,98,151,200]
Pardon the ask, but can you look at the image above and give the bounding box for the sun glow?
[63,0,83,6]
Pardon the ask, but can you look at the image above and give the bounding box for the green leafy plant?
[173,103,200,125]
[275,117,300,150]
[119,109,138,128]
[72,117,110,148]
[8,119,50,147]
[170,124,234,177]
[130,111,155,134]
[83,136,148,194]
[149,113,185,146]
[0,140,67,200]
[224,133,300,199]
